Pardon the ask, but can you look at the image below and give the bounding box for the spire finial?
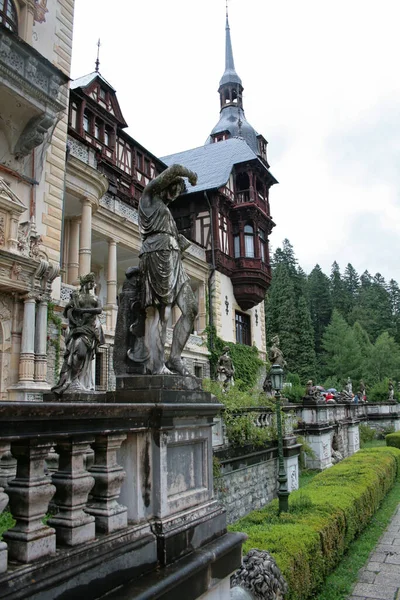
[95,38,100,73]
[226,0,229,19]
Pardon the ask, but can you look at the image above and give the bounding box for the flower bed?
[229,447,400,600]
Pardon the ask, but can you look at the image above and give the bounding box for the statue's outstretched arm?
[145,164,197,195]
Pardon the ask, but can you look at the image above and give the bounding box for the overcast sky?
[71,0,400,283]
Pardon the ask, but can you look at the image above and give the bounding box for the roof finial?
[226,0,229,19]
[95,38,100,73]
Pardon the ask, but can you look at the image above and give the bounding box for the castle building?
[60,69,210,390]
[163,14,277,358]
[0,0,74,400]
[52,11,276,389]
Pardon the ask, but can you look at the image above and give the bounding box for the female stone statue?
[52,272,104,395]
[217,346,235,390]
[268,335,287,369]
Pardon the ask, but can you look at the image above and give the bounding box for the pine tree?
[330,261,350,317]
[388,279,400,343]
[343,263,360,315]
[366,331,400,383]
[294,295,317,382]
[350,272,392,341]
[265,262,298,371]
[321,310,363,383]
[308,264,332,356]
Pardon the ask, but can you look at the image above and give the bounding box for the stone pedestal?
[117,375,226,566]
[348,424,360,454]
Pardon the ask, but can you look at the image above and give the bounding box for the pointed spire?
[95,39,100,73]
[219,7,242,87]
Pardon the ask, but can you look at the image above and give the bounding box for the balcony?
[231,256,272,310]
[0,26,68,157]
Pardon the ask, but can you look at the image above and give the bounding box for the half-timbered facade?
[57,70,210,390]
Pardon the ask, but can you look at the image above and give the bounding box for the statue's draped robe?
[139,197,189,307]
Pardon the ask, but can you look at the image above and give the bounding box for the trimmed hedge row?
[386,432,400,449]
[229,447,400,600]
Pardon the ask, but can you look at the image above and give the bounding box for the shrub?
[368,377,394,403]
[359,423,376,446]
[386,432,400,449]
[284,382,305,403]
[203,379,276,447]
[229,447,400,600]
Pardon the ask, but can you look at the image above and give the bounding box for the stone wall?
[214,438,301,525]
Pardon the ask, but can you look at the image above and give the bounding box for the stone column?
[106,239,118,330]
[34,297,48,383]
[78,198,92,277]
[67,218,80,285]
[48,437,95,546]
[197,283,206,332]
[4,440,56,563]
[18,294,36,383]
[0,485,8,572]
[86,434,127,534]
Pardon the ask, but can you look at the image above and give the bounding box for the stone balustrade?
[0,395,243,600]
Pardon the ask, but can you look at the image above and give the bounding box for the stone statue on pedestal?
[52,272,104,395]
[139,164,198,376]
[268,335,287,370]
[114,164,199,379]
[217,346,235,391]
[388,379,394,401]
[345,377,352,394]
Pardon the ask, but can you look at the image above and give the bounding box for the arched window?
[244,224,254,258]
[0,0,18,33]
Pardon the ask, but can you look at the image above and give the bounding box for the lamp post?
[270,363,289,514]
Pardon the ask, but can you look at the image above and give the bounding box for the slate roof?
[161,137,277,194]
[208,106,259,155]
[70,71,116,92]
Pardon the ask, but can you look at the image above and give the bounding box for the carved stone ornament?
[17,217,46,261]
[34,0,49,24]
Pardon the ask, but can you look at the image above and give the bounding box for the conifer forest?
[265,239,400,401]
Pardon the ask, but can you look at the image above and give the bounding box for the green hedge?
[386,432,400,449]
[229,447,400,600]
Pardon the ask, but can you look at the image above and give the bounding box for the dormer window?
[0,0,18,33]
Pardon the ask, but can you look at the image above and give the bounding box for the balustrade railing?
[0,404,133,577]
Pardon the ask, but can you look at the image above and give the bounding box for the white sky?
[71,0,400,283]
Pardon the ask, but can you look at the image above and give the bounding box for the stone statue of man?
[138,163,198,376]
